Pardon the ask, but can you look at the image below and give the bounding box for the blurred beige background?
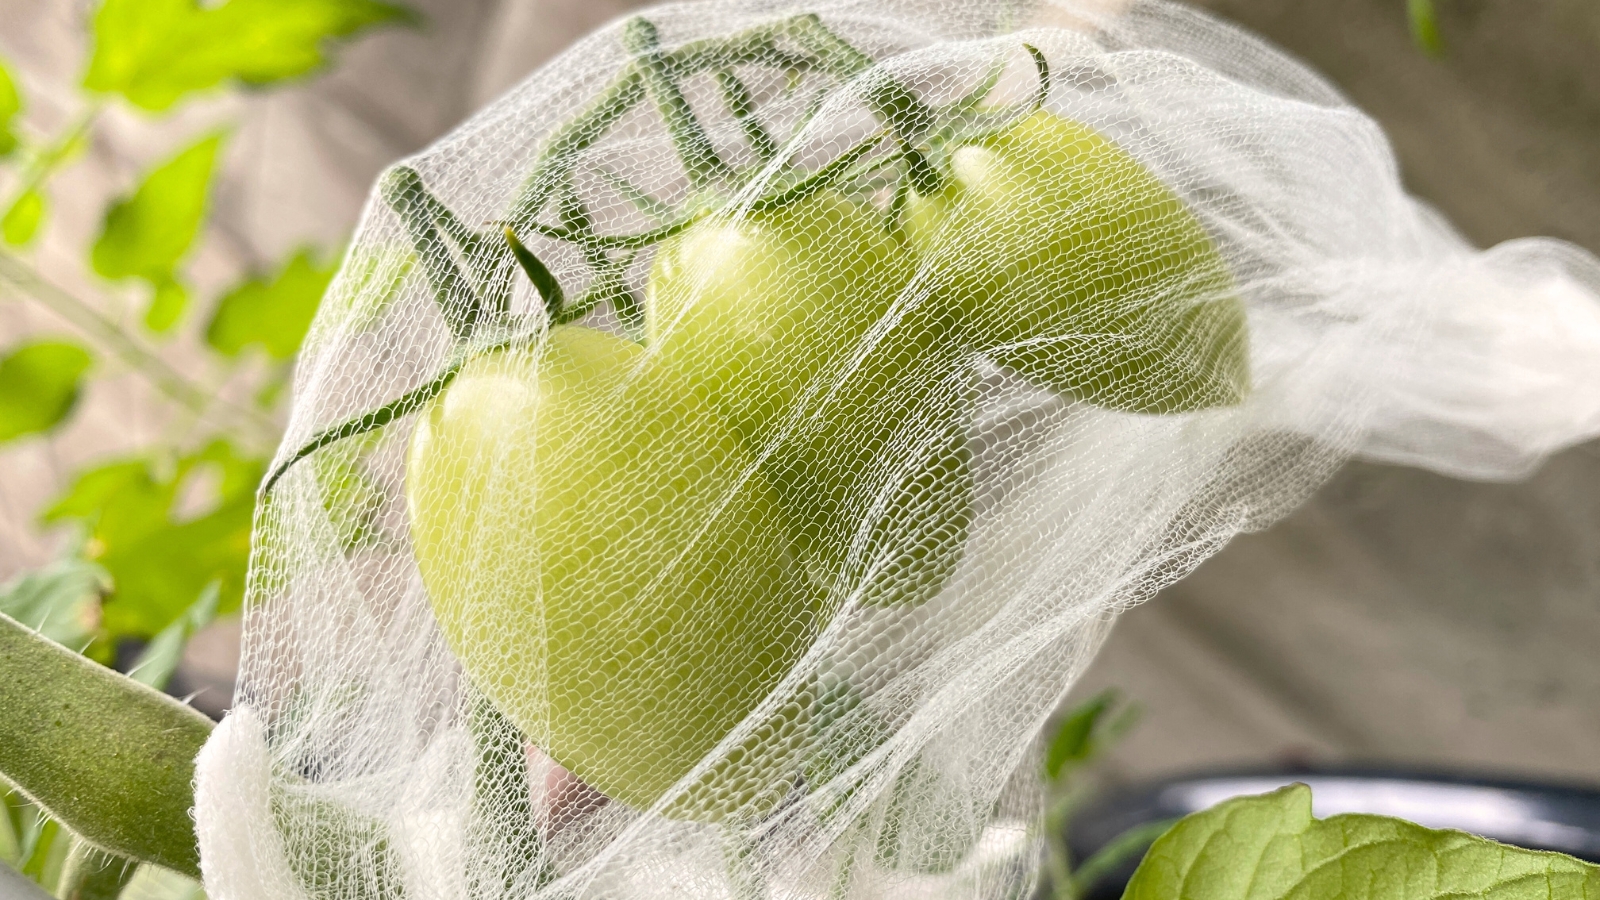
[1,0,1596,776]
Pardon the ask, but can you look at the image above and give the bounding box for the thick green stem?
[0,611,212,878]
[787,15,937,143]
[557,188,642,334]
[0,250,278,448]
[624,18,734,189]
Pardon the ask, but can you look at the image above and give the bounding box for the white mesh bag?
[192,1,1600,898]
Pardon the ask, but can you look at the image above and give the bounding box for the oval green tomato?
[647,193,975,608]
[406,325,824,820]
[905,110,1249,414]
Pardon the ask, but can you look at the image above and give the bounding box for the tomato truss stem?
[280,23,1055,497]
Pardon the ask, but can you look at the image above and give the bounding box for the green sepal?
[501,226,565,318]
[0,611,212,877]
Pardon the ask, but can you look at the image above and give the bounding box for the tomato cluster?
[404,109,1248,821]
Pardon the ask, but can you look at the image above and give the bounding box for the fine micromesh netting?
[193,1,1600,898]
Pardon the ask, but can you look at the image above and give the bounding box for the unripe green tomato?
[406,325,825,820]
[647,193,974,608]
[905,110,1249,413]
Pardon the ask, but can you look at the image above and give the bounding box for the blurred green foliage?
[43,443,261,639]
[83,0,414,111]
[0,341,94,442]
[0,0,410,894]
[90,134,224,331]
[206,248,339,358]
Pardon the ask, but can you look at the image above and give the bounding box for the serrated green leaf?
[1125,784,1600,900]
[91,134,220,280]
[0,610,212,877]
[0,557,109,651]
[206,247,337,358]
[91,134,221,331]
[0,340,93,443]
[83,0,415,111]
[0,57,21,158]
[2,189,45,246]
[43,441,262,638]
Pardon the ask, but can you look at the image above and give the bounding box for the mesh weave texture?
[193,1,1600,898]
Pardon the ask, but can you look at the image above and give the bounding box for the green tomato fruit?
[406,325,824,820]
[647,193,974,608]
[905,110,1249,413]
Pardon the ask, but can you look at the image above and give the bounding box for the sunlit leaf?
[2,189,45,246]
[0,557,109,652]
[83,0,415,112]
[206,247,337,358]
[0,57,20,157]
[90,134,221,332]
[42,441,263,638]
[1125,784,1600,900]
[0,340,94,443]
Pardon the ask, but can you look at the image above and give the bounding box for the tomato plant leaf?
[2,189,46,246]
[205,247,337,358]
[1125,784,1600,900]
[0,557,108,653]
[0,57,20,158]
[128,581,219,691]
[42,441,262,639]
[0,340,94,443]
[83,0,415,112]
[0,610,211,877]
[90,134,222,331]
